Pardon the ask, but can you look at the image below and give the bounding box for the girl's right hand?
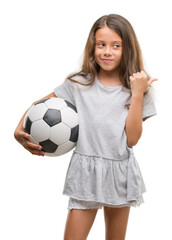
[14,92,57,156]
[129,71,157,96]
[14,129,45,156]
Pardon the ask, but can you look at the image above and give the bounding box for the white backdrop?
[0,0,171,239]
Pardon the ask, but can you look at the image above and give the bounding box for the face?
[94,26,122,74]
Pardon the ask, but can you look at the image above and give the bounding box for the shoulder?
[69,73,91,83]
[66,73,93,90]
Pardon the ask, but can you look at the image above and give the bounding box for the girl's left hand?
[129,71,158,96]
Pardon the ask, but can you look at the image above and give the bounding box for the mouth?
[101,59,113,63]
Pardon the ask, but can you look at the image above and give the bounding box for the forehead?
[95,26,122,42]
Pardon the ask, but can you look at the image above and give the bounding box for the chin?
[102,67,117,72]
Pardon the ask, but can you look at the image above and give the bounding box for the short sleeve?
[142,89,157,121]
[54,79,76,106]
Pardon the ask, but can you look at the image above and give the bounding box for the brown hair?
[66,14,148,89]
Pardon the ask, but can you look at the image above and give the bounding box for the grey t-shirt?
[54,74,157,207]
[54,75,156,160]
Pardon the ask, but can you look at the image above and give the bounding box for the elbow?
[127,130,142,148]
[127,139,139,148]
[14,129,17,140]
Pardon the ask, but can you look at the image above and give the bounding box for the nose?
[104,46,112,56]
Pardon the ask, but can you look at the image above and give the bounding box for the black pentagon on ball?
[70,125,79,142]
[39,139,58,153]
[64,100,77,113]
[24,116,32,134]
[34,98,50,105]
[43,109,61,127]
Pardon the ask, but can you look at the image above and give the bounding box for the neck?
[98,69,121,84]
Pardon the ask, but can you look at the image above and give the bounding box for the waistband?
[72,148,133,162]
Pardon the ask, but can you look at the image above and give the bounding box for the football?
[23,97,79,156]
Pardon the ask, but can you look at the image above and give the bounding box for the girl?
[14,14,157,240]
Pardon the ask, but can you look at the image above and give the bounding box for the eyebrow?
[96,40,122,43]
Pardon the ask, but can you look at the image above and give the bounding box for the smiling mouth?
[102,59,113,63]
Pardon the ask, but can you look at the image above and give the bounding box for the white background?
[0,0,171,239]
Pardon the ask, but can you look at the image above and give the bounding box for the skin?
[94,26,123,86]
[125,71,157,147]
[14,26,158,240]
[63,207,130,240]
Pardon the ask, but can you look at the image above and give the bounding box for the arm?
[125,93,143,147]
[125,71,157,148]
[14,92,57,156]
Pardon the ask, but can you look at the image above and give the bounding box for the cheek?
[116,51,122,62]
[94,49,101,61]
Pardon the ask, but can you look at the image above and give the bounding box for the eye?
[113,44,120,48]
[97,43,105,47]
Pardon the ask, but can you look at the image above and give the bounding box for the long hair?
[66,14,148,89]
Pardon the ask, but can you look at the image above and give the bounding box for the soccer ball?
[23,97,79,157]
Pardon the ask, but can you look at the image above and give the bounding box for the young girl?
[14,14,157,240]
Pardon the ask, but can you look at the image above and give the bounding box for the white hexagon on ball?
[28,135,39,145]
[61,107,78,128]
[31,119,50,142]
[27,103,48,122]
[45,97,67,110]
[49,122,71,145]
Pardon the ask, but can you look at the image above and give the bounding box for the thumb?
[148,78,158,86]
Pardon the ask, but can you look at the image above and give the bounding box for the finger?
[26,140,43,150]
[133,72,141,78]
[140,70,148,78]
[19,130,30,139]
[148,78,158,86]
[129,76,135,81]
[26,147,45,156]
[31,150,45,156]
